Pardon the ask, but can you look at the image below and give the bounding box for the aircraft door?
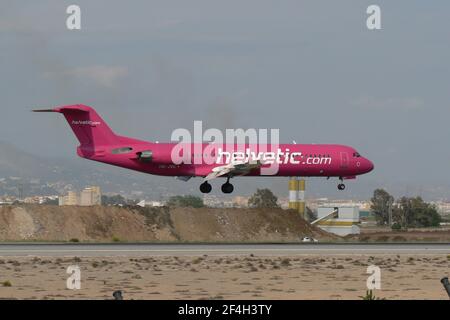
[340,152,349,169]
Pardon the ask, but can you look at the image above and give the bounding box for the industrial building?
[313,206,360,236]
[287,178,361,236]
[288,177,306,218]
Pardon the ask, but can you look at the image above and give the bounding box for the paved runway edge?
[0,243,449,256]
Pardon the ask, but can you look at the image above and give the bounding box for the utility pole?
[388,200,392,227]
[18,182,24,201]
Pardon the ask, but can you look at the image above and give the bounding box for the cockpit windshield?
[353,152,361,158]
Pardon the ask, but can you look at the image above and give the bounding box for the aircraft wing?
[204,160,265,181]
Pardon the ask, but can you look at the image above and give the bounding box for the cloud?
[205,96,238,130]
[44,65,128,88]
[154,19,184,29]
[350,96,425,111]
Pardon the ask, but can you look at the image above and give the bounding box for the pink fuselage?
[77,140,374,179]
[34,105,374,182]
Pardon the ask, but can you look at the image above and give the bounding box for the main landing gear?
[199,181,212,193]
[199,178,234,194]
[221,179,234,194]
[337,177,346,190]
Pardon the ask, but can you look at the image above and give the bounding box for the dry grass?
[0,254,448,299]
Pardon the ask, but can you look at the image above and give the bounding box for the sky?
[1,1,450,199]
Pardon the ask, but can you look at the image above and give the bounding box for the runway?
[0,243,449,256]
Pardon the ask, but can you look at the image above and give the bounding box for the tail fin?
[33,104,118,147]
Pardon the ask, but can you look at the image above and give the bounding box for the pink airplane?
[34,104,374,194]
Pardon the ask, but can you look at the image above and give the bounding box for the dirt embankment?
[0,205,335,242]
[348,229,450,242]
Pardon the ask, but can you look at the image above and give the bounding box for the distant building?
[23,195,59,204]
[59,191,78,206]
[202,195,223,207]
[232,196,249,208]
[150,201,164,207]
[430,201,450,216]
[314,206,360,236]
[136,200,146,207]
[59,187,101,206]
[308,198,371,213]
[80,186,102,206]
[0,196,16,204]
[135,200,164,207]
[24,196,41,204]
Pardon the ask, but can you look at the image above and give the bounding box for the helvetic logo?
[71,120,101,126]
[171,121,334,175]
[217,148,332,165]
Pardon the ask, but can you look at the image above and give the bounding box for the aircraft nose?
[364,158,374,173]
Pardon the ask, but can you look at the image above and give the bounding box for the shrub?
[391,223,402,231]
[360,290,384,300]
[376,236,390,242]
[280,258,291,266]
[167,195,204,208]
[192,257,203,264]
[248,189,279,208]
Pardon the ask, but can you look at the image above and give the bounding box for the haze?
[1,1,450,199]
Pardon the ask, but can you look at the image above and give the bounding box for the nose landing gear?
[337,177,346,190]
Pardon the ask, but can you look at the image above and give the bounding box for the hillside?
[0,141,292,199]
[0,141,176,198]
[0,205,336,242]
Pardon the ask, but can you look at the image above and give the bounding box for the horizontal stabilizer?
[32,108,56,112]
[33,104,118,147]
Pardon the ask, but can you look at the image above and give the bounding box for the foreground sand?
[0,254,449,300]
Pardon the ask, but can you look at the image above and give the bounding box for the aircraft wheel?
[338,183,346,190]
[221,183,234,194]
[200,182,212,193]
